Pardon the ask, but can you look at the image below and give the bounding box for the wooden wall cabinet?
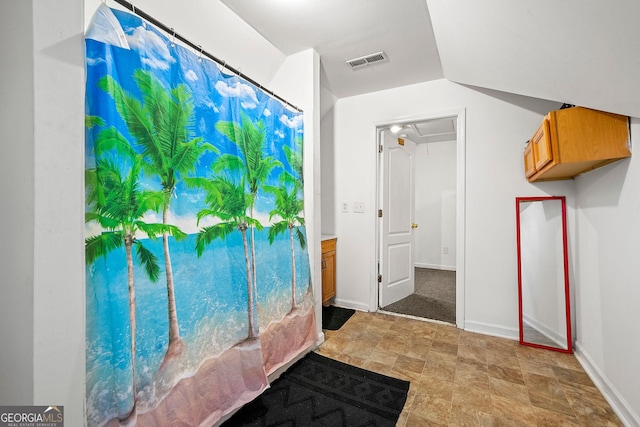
[321,238,336,305]
[524,107,630,182]
[524,139,536,178]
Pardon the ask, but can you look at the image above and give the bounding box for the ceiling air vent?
[346,51,388,69]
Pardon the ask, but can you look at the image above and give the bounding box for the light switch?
[341,202,349,213]
[353,202,365,213]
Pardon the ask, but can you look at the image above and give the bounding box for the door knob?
[411,223,418,229]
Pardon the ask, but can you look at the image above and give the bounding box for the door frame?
[373,108,466,329]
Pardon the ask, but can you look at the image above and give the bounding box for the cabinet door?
[321,251,336,304]
[532,117,553,170]
[524,141,536,178]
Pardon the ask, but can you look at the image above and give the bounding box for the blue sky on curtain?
[84,5,315,426]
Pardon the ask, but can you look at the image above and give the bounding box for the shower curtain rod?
[111,0,303,113]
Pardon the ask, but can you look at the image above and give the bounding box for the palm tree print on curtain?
[84,4,313,426]
[215,113,283,337]
[85,152,175,421]
[282,136,304,186]
[186,173,262,339]
[269,135,307,311]
[268,181,306,312]
[97,69,217,366]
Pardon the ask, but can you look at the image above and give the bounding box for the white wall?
[573,118,640,425]
[332,78,569,334]
[0,0,36,406]
[414,140,457,270]
[0,0,86,425]
[33,1,86,422]
[320,85,337,235]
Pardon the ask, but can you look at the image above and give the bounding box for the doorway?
[375,110,466,328]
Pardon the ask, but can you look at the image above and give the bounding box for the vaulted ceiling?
[221,0,640,118]
[220,0,443,99]
[428,0,640,119]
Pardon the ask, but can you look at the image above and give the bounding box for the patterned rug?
[222,352,410,426]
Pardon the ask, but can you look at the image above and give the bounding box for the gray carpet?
[382,268,456,324]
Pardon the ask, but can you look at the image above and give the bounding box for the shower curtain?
[84,5,316,426]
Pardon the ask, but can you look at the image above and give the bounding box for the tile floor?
[316,311,622,426]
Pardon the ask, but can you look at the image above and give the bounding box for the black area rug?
[222,352,409,426]
[383,293,455,324]
[322,305,355,330]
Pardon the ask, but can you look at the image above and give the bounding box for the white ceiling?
[220,0,640,121]
[392,117,457,144]
[427,0,640,119]
[220,0,443,99]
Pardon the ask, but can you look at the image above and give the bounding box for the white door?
[379,132,416,308]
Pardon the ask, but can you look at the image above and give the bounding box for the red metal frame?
[515,196,573,354]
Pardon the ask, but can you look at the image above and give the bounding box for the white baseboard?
[415,262,456,271]
[464,320,519,341]
[574,342,639,427]
[332,298,370,312]
[316,331,325,347]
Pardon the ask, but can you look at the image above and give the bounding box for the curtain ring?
[131,0,135,13]
[170,28,176,48]
[198,45,203,62]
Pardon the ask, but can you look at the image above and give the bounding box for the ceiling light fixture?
[389,124,402,134]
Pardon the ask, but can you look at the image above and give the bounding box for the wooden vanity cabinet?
[321,238,336,305]
[524,107,630,182]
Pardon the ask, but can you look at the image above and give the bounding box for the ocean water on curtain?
[86,228,311,424]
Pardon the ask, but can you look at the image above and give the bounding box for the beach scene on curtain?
[84,5,316,426]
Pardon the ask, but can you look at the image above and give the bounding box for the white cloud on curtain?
[84,5,316,426]
[215,80,260,109]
